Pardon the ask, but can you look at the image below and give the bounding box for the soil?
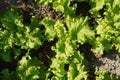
[0,0,120,80]
[78,43,120,79]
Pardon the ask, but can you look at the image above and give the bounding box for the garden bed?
[0,0,120,80]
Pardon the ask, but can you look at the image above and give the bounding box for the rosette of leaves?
[0,55,48,80]
[66,16,95,44]
[16,55,47,80]
[50,38,88,80]
[40,14,95,79]
[48,18,89,80]
[91,0,120,54]
[0,6,44,50]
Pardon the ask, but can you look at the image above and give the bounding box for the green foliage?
[0,69,18,80]
[95,70,118,80]
[0,8,43,50]
[0,49,12,62]
[89,0,105,17]
[50,51,88,80]
[52,0,76,16]
[41,18,56,41]
[35,0,76,17]
[34,0,53,5]
[16,55,44,80]
[49,18,88,80]
[51,41,88,80]
[0,0,120,80]
[66,16,95,44]
[91,0,120,54]
[0,55,47,80]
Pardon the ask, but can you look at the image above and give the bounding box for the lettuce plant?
[0,0,120,80]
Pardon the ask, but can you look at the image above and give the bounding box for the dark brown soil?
[0,1,10,13]
[16,0,64,24]
[78,43,120,79]
[30,38,57,68]
[0,0,120,79]
[70,1,91,17]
